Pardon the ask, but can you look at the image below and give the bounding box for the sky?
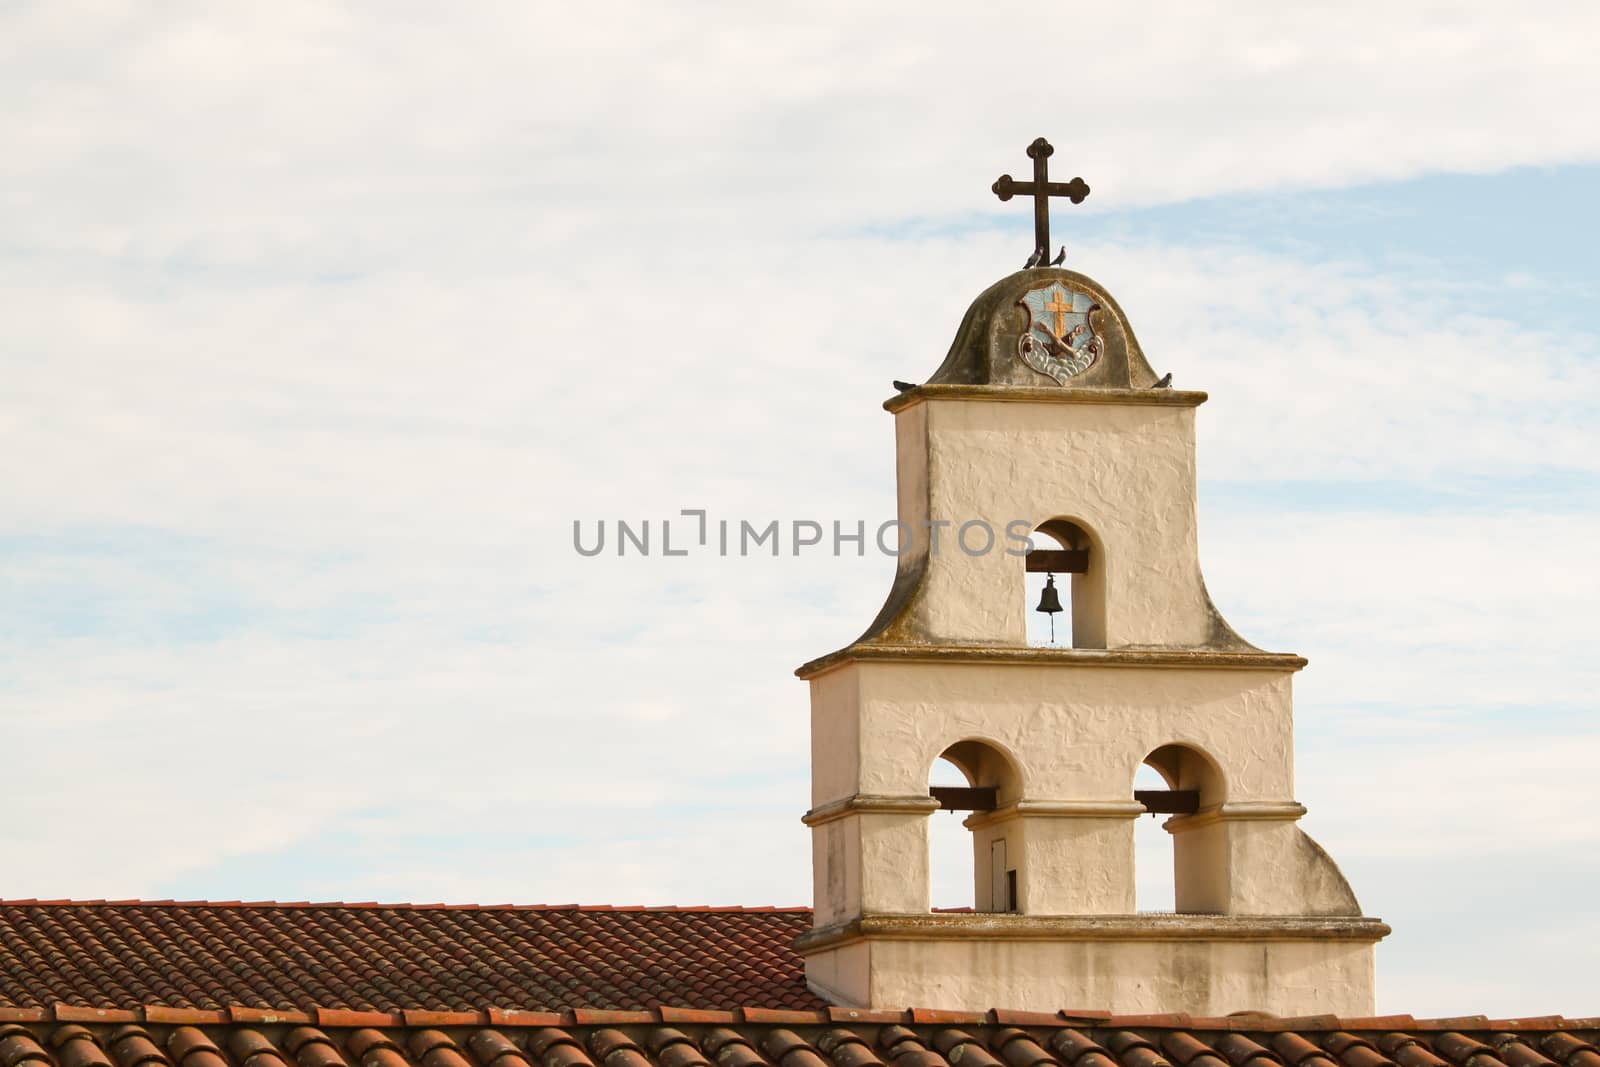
[2,0,1598,1017]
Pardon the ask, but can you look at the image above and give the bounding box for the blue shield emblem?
[1017,282,1102,383]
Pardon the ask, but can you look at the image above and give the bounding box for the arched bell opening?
[1023,517,1106,648]
[926,738,1024,914]
[1133,762,1177,912]
[1134,742,1228,915]
[928,755,976,912]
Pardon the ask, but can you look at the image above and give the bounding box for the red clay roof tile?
[0,1026,50,1067]
[931,1030,1000,1067]
[466,1030,528,1067]
[657,1011,735,1028]
[1161,1033,1223,1067]
[990,1029,1057,1067]
[1380,1036,1447,1067]
[103,1028,164,1067]
[878,1027,943,1067]
[646,1029,712,1067]
[486,1011,565,1029]
[1488,1037,1556,1067]
[51,1028,111,1067]
[828,1012,896,1028]
[1266,1034,1335,1067]
[1211,1035,1281,1067]
[162,1027,222,1067]
[813,1030,880,1067]
[1100,1032,1169,1067]
[50,1014,132,1028]
[699,1028,766,1067]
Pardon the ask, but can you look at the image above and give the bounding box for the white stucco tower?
[794,266,1387,1015]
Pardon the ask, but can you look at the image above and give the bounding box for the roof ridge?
[0,1003,1594,1031]
[0,898,813,912]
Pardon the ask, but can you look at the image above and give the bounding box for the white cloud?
[4,1,1600,270]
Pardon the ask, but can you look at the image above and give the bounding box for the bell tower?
[794,143,1387,1016]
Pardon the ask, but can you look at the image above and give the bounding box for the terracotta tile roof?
[0,901,819,1012]
[0,900,1589,1065]
[0,1009,1594,1067]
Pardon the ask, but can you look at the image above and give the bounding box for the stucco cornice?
[884,385,1208,414]
[801,793,942,827]
[795,913,1392,954]
[796,643,1307,680]
[1167,800,1309,830]
[963,800,1148,828]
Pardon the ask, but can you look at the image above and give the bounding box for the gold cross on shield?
[1044,288,1075,338]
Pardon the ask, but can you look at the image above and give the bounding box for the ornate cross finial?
[992,137,1090,268]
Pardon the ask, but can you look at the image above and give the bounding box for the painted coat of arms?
[1017,282,1103,383]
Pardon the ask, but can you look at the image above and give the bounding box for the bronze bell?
[1036,573,1063,614]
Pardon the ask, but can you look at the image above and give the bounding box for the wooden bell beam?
[1025,549,1088,573]
[932,786,1196,814]
[929,786,998,812]
[1135,789,1200,815]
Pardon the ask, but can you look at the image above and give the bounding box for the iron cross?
[992,137,1090,267]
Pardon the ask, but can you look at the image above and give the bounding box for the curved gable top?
[925,269,1162,391]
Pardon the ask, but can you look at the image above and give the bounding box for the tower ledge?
[796,644,1307,681]
[885,384,1208,413]
[796,912,1392,953]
